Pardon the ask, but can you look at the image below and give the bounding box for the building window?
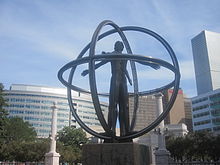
[213,126,220,131]
[193,111,210,118]
[192,104,209,111]
[211,109,220,117]
[212,118,220,125]
[209,93,220,101]
[194,119,211,126]
[192,97,208,104]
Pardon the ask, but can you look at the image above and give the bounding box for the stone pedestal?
[82,143,150,165]
[154,149,170,165]
[45,152,60,165]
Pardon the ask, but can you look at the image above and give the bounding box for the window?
[194,120,211,126]
[193,111,210,118]
[192,104,209,111]
[192,97,208,104]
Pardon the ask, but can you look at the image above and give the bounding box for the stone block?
[154,149,170,165]
[82,143,150,165]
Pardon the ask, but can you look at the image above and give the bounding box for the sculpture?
[58,20,180,142]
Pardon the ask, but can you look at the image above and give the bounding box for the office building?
[163,89,193,132]
[129,95,157,132]
[3,84,108,138]
[129,89,192,133]
[184,97,193,132]
[191,88,220,134]
[191,30,220,134]
[191,30,220,95]
[128,89,192,143]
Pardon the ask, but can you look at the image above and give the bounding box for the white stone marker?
[45,102,60,165]
[154,93,170,165]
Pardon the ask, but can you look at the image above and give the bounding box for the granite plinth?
[82,143,150,165]
[45,152,60,165]
[154,149,170,165]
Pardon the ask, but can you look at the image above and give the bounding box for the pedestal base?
[45,152,60,165]
[82,143,150,165]
[154,149,170,165]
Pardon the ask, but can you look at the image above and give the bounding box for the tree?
[166,136,178,161]
[0,117,37,161]
[166,136,186,161]
[0,83,8,117]
[0,84,47,162]
[0,138,50,162]
[58,127,88,148]
[192,132,213,161]
[0,83,8,142]
[183,134,195,161]
[4,117,37,143]
[57,127,88,164]
[166,132,220,162]
[210,135,220,161]
[58,144,81,165]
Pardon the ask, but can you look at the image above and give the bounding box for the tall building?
[3,84,108,138]
[191,89,220,134]
[128,89,192,141]
[191,30,220,134]
[184,97,193,132]
[129,95,157,132]
[163,89,193,132]
[191,30,220,95]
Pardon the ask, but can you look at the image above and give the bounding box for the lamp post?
[45,102,60,165]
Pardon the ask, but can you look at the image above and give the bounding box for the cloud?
[136,60,195,81]
[1,0,220,98]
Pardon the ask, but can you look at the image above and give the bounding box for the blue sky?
[0,0,220,97]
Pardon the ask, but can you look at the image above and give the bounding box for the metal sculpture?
[58,20,180,142]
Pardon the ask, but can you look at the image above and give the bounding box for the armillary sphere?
[58,20,180,142]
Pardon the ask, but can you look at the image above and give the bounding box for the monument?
[45,102,60,165]
[58,20,180,165]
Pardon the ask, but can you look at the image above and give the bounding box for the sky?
[0,0,220,98]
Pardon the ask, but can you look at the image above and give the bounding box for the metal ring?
[58,20,180,141]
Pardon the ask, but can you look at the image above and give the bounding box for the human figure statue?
[81,41,160,142]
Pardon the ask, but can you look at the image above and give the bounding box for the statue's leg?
[119,84,129,136]
[108,77,119,136]
[119,81,130,137]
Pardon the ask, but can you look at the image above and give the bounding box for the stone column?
[155,93,164,128]
[45,102,60,165]
[154,93,170,165]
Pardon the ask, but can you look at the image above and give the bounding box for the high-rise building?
[129,95,157,132]
[128,89,192,141]
[3,84,108,138]
[191,30,220,95]
[163,89,193,132]
[191,30,220,134]
[184,97,193,132]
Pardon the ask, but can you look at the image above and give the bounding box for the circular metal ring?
[58,20,180,141]
[58,54,180,140]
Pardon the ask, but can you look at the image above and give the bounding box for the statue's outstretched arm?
[137,61,160,70]
[81,60,108,76]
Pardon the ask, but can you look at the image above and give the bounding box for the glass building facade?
[3,84,108,138]
[191,30,220,134]
[191,30,220,95]
[191,88,220,134]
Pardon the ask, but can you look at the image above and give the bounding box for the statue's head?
[114,41,124,52]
